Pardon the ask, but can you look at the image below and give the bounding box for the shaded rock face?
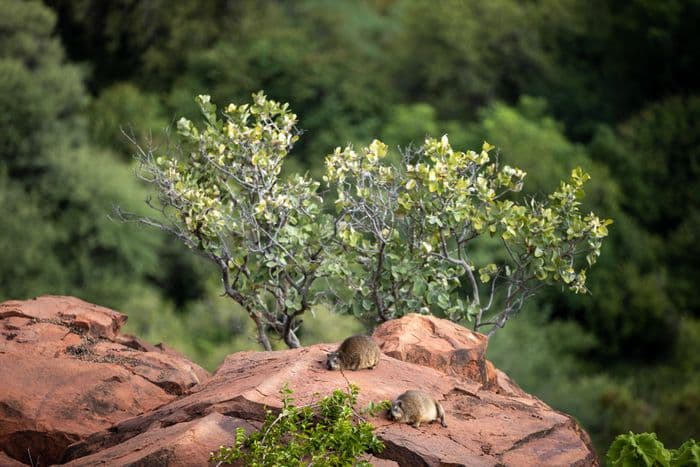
[61,312,598,467]
[0,296,209,466]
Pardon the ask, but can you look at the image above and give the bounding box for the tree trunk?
[250,311,272,351]
[284,329,301,348]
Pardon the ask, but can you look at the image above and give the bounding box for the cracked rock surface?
[0,296,209,466]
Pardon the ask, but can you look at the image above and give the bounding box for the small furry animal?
[326,335,380,371]
[389,390,447,428]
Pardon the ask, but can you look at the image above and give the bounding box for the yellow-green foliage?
[128,92,334,349]
[132,92,610,344]
[325,132,611,335]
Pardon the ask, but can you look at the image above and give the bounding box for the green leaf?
[607,432,671,467]
[671,439,700,467]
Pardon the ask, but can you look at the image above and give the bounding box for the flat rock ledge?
[1,297,597,466]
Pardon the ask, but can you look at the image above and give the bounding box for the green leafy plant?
[210,384,387,466]
[607,432,700,467]
[324,136,611,335]
[122,92,610,345]
[117,92,332,350]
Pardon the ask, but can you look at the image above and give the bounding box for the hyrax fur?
[389,390,447,428]
[326,335,380,371]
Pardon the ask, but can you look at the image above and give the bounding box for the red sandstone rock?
[373,313,531,398]
[373,313,500,389]
[2,299,596,466]
[64,337,597,466]
[61,413,255,466]
[0,295,126,340]
[0,296,209,466]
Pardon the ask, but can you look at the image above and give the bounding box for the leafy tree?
[119,93,333,350]
[166,0,393,174]
[147,239,212,309]
[468,98,593,194]
[49,0,395,173]
[30,0,700,459]
[36,146,164,307]
[46,0,250,92]
[0,0,166,309]
[0,173,64,300]
[0,0,86,178]
[651,317,700,447]
[0,59,55,175]
[589,96,700,318]
[531,0,700,139]
[211,384,386,466]
[88,82,168,158]
[461,99,677,356]
[600,96,700,236]
[127,92,610,345]
[324,136,611,335]
[386,0,550,119]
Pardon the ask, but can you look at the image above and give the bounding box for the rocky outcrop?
[0,296,209,466]
[374,314,529,398]
[1,298,597,466]
[375,313,493,382]
[62,314,596,466]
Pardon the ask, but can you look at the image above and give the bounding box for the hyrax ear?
[395,400,403,408]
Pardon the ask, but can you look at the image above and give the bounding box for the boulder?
[373,314,532,397]
[64,317,597,466]
[2,298,597,466]
[0,296,209,465]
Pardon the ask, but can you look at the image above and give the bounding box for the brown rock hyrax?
[389,390,447,428]
[326,335,380,371]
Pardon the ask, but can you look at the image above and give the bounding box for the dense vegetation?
[211,384,387,466]
[2,0,698,457]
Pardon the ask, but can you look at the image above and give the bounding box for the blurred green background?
[1,0,698,456]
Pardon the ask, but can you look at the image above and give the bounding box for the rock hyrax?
[326,335,380,371]
[389,390,447,428]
